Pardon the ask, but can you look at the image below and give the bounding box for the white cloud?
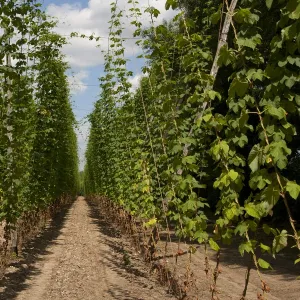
[75,121,90,171]
[46,0,177,68]
[129,73,142,93]
[45,0,177,170]
[68,70,89,94]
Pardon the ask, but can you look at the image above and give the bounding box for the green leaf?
[295,95,300,106]
[267,105,286,120]
[220,141,229,157]
[258,258,271,269]
[211,9,221,25]
[182,200,196,213]
[239,112,249,129]
[269,140,292,169]
[273,230,288,253]
[266,0,273,9]
[144,218,157,228]
[295,258,300,264]
[165,0,178,10]
[239,241,253,256]
[260,183,280,213]
[286,77,295,88]
[225,205,239,221]
[228,169,239,181]
[245,203,261,219]
[278,59,287,67]
[208,90,221,101]
[249,169,272,190]
[171,144,182,154]
[203,113,213,122]
[246,69,265,81]
[286,181,300,199]
[229,78,248,98]
[209,238,220,251]
[290,6,300,19]
[218,45,235,66]
[234,222,248,236]
[236,35,261,50]
[263,224,271,235]
[263,224,277,235]
[260,243,271,254]
[234,8,259,24]
[195,231,209,243]
[288,1,300,19]
[248,144,263,173]
[182,156,196,165]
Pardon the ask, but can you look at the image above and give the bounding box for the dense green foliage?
[85,0,300,282]
[0,0,79,224]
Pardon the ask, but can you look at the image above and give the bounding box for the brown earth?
[0,197,299,300]
[0,197,175,300]
[90,197,300,300]
[152,237,300,300]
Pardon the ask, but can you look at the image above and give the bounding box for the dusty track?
[0,197,175,300]
[1,196,299,300]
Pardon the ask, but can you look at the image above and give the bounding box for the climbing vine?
[85,0,300,298]
[0,0,79,264]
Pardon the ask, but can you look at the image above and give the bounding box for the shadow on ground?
[0,204,72,300]
[86,200,149,278]
[157,225,300,281]
[86,200,172,300]
[87,199,300,287]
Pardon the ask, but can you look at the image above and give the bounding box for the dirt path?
[0,197,175,300]
[1,197,299,300]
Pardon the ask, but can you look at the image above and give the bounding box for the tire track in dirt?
[1,197,175,300]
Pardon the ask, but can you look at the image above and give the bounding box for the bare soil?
[153,238,300,300]
[92,197,300,300]
[0,197,175,300]
[1,197,299,300]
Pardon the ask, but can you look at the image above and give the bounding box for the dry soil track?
[0,197,175,300]
[1,197,299,300]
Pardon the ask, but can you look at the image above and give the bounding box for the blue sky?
[41,0,175,169]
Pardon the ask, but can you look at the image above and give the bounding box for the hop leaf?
[248,145,263,173]
[258,258,272,269]
[209,238,220,251]
[266,0,273,9]
[286,181,300,200]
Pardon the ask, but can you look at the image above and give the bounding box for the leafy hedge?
[85,1,300,288]
[0,0,79,224]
